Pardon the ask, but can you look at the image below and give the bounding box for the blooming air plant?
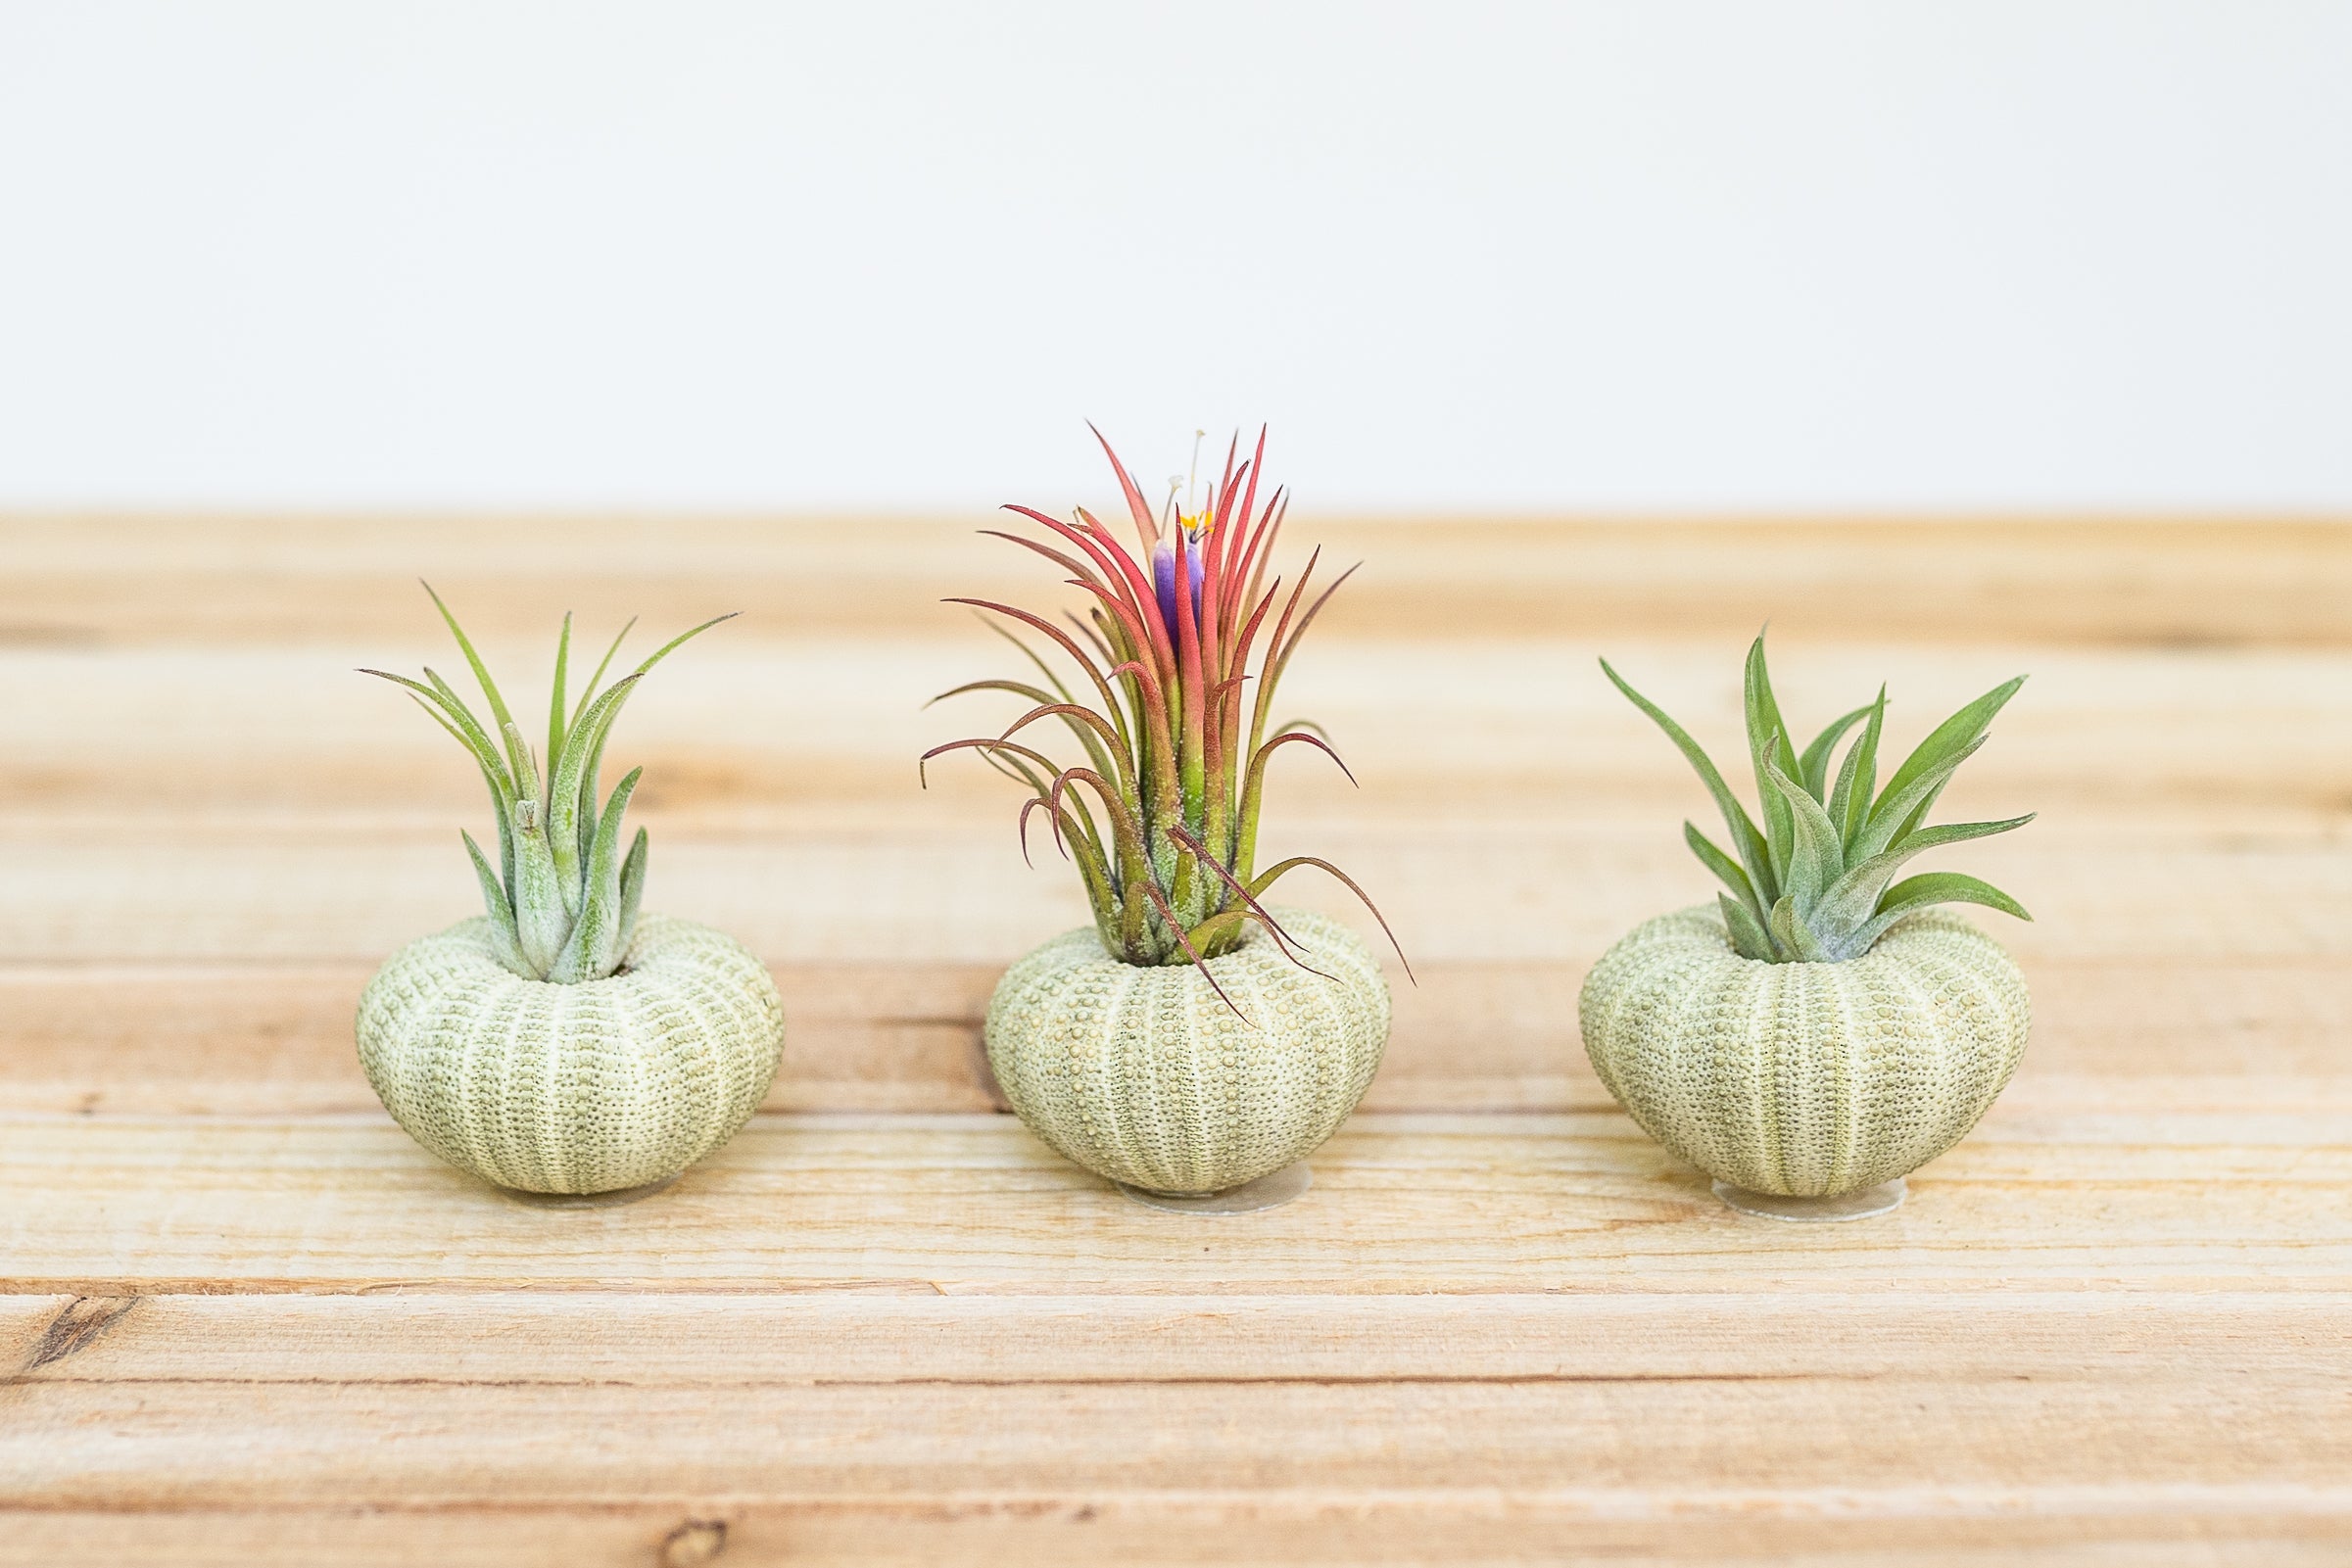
[1603,636,2034,964]
[924,428,1409,1006]
[362,586,734,983]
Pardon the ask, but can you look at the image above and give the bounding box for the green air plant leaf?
[1602,659,1777,910]
[1602,636,2031,963]
[923,427,1411,991]
[1743,636,1805,884]
[1827,686,1886,852]
[1799,701,1876,801]
[365,590,729,982]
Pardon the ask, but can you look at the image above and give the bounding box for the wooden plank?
[7,1297,2347,1549]
[4,1504,2344,1568]
[4,515,2349,647]
[3,1114,2346,1295]
[8,1377,2344,1505]
[8,641,2349,822]
[7,1291,2343,1384]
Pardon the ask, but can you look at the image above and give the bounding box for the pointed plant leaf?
[1743,637,1804,884]
[1684,821,1765,927]
[1769,894,1835,963]
[1809,813,2037,943]
[1718,891,1776,962]
[1799,701,1875,801]
[615,826,648,959]
[547,673,644,910]
[550,767,642,982]
[1828,686,1886,852]
[1762,754,1845,917]
[1853,736,1986,863]
[1875,675,2025,833]
[367,670,513,796]
[1849,871,2033,954]
[546,611,571,782]
[422,583,534,785]
[460,831,530,974]
[506,791,567,977]
[568,616,637,731]
[631,611,739,678]
[1601,657,1777,905]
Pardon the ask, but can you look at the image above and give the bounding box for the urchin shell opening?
[1091,910,1280,968]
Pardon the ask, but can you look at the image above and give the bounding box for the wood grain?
[1,513,2347,1563]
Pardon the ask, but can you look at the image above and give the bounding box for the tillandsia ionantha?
[1601,635,2034,964]
[362,586,734,984]
[923,427,1408,998]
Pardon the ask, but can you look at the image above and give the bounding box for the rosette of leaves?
[363,586,733,982]
[1602,636,2033,964]
[924,427,1409,1003]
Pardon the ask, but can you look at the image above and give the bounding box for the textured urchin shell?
[356,914,785,1194]
[985,907,1392,1196]
[1579,905,2030,1197]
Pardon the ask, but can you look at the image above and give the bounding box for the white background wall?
[2,2,2346,511]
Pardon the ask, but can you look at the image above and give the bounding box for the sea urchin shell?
[1579,905,2029,1197]
[985,907,1391,1196]
[357,913,785,1195]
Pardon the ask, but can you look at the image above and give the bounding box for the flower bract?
[926,427,1408,997]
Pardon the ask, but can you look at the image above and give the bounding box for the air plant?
[924,428,1407,986]
[362,586,733,983]
[1602,635,2034,964]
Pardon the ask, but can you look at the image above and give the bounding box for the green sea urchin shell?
[985,907,1391,1196]
[1580,905,2030,1197]
[357,913,785,1194]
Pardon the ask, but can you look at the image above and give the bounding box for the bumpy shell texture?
[1579,905,2029,1197]
[985,908,1392,1196]
[357,913,785,1194]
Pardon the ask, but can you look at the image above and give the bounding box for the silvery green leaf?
[615,826,648,959]
[1685,820,1765,928]
[1852,736,1985,864]
[547,673,644,917]
[1849,871,2033,953]
[568,617,636,732]
[1828,686,1886,852]
[1874,675,2025,841]
[1768,894,1834,963]
[545,610,572,785]
[461,831,530,975]
[1799,701,1875,801]
[1762,755,1845,918]
[550,767,642,983]
[507,792,568,977]
[1719,891,1776,961]
[1744,639,1803,886]
[1810,814,2037,942]
[424,584,534,787]
[1602,658,1778,904]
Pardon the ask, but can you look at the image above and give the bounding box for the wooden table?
[2,516,2346,1565]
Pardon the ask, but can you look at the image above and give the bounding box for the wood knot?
[21,1296,139,1374]
[658,1518,727,1567]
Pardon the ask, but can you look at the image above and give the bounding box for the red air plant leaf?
[921,427,1413,989]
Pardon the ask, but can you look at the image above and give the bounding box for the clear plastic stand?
[1119,1162,1312,1214]
[499,1173,680,1209]
[1712,1175,1906,1221]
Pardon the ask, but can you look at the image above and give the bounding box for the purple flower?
[1152,532,1207,636]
